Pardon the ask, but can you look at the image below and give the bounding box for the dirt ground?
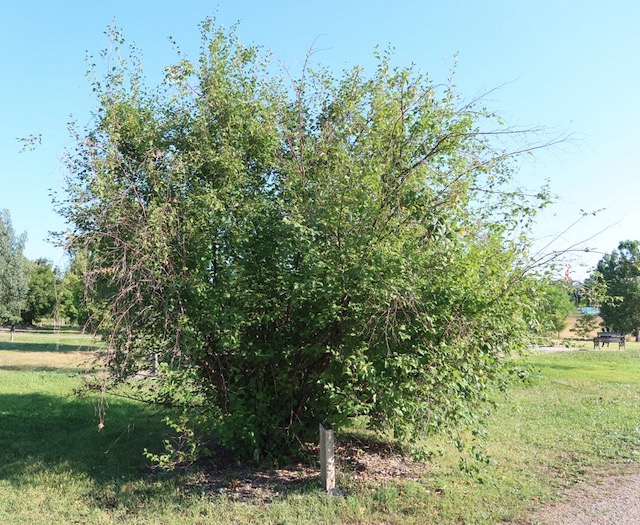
[522,464,640,525]
[185,437,424,502]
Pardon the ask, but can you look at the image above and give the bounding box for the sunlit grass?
[1,330,640,523]
[0,325,103,352]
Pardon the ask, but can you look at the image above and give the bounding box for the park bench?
[593,332,626,349]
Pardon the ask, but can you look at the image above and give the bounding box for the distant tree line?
[0,209,88,327]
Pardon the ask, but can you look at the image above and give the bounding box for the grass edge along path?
[1,330,640,523]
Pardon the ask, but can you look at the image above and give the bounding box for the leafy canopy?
[0,209,29,325]
[60,21,550,461]
[21,258,58,325]
[55,252,92,326]
[528,279,575,337]
[597,240,640,334]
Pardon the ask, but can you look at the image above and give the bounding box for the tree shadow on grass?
[0,391,171,493]
[0,341,101,352]
[0,364,97,374]
[0,390,325,506]
[535,363,584,372]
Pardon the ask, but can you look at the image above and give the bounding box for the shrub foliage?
[60,21,550,461]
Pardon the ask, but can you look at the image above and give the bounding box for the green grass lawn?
[0,325,103,352]
[1,331,640,524]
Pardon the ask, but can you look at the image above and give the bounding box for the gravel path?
[527,466,640,524]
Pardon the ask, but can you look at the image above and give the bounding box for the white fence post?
[319,423,336,493]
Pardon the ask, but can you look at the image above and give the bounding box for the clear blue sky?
[2,1,639,279]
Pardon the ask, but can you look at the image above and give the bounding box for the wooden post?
[319,423,336,493]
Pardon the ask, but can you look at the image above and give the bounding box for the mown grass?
[427,346,640,523]
[0,325,103,352]
[1,331,640,524]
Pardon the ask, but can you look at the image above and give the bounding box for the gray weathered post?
[319,423,336,493]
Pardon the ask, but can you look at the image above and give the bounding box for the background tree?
[530,279,575,338]
[59,22,552,462]
[21,258,57,325]
[573,273,607,309]
[0,209,29,326]
[571,313,600,339]
[56,252,92,327]
[596,240,640,339]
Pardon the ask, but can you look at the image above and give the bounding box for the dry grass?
[0,349,96,372]
[558,313,604,339]
[0,326,100,372]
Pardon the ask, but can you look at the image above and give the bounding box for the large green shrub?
[60,21,549,461]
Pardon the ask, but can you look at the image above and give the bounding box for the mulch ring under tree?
[179,436,427,502]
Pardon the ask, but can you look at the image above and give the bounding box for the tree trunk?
[636,327,640,342]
